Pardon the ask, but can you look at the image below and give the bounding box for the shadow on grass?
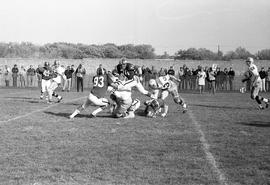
[236,121,270,127]
[191,104,252,110]
[5,96,42,104]
[44,111,115,119]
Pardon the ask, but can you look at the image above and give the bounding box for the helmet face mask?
[246,57,254,66]
[149,79,157,89]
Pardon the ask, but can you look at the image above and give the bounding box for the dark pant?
[77,77,83,92]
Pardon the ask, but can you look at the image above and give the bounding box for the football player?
[109,63,152,118]
[47,62,65,103]
[149,73,188,114]
[69,67,110,119]
[242,57,269,109]
[37,62,53,101]
[144,98,168,118]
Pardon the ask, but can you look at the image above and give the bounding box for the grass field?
[0,87,269,185]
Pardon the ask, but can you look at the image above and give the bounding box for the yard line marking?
[187,110,229,185]
[0,96,86,124]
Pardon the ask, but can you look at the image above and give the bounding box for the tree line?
[0,42,269,60]
[173,47,270,60]
[0,42,155,59]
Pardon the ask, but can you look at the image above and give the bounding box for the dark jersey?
[91,74,108,98]
[37,67,53,80]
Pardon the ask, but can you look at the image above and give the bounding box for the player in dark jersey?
[69,68,110,119]
[37,62,53,101]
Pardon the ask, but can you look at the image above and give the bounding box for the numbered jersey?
[38,67,53,80]
[157,74,173,90]
[248,64,262,83]
[91,74,108,98]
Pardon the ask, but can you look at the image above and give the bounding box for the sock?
[262,98,268,103]
[92,107,103,116]
[70,109,80,118]
[52,92,58,98]
[255,96,262,104]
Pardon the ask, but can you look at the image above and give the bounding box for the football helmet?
[246,57,254,65]
[149,79,158,89]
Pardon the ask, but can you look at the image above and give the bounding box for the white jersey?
[248,64,262,83]
[114,76,148,100]
[53,66,66,84]
[157,74,178,90]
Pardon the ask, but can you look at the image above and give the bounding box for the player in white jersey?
[109,63,152,118]
[242,57,269,109]
[47,63,65,103]
[149,73,188,115]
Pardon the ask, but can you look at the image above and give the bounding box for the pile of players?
[69,58,188,119]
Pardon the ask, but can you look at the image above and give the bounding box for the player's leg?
[170,87,187,113]
[251,86,268,109]
[89,94,110,117]
[124,98,141,118]
[69,96,91,119]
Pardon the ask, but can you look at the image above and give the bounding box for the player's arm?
[241,71,250,83]
[169,74,181,82]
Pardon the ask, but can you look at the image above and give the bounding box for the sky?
[0,0,269,55]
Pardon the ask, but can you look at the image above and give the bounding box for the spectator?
[215,67,221,90]
[228,67,235,91]
[12,64,19,87]
[259,67,267,92]
[4,65,11,87]
[208,67,216,95]
[150,66,158,79]
[27,65,36,87]
[224,68,229,90]
[63,66,74,92]
[197,66,206,94]
[266,67,270,92]
[158,67,166,76]
[178,67,184,90]
[144,67,151,89]
[36,65,43,88]
[167,66,175,76]
[96,64,107,75]
[75,64,86,92]
[19,66,26,88]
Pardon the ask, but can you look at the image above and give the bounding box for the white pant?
[261,78,266,92]
[41,79,52,93]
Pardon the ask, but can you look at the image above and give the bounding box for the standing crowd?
[1,62,270,93]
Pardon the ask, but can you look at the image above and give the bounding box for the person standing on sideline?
[19,66,26,88]
[4,65,11,87]
[63,66,74,92]
[228,67,235,91]
[75,64,86,92]
[208,67,216,95]
[167,66,175,76]
[27,65,36,87]
[197,66,206,94]
[259,67,267,92]
[266,67,270,92]
[12,64,19,87]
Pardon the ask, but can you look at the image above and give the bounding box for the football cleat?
[266,100,269,108]
[89,113,96,118]
[57,96,63,103]
[123,111,135,119]
[258,105,264,110]
[161,113,167,117]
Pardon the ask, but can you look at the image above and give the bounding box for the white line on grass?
[187,110,229,185]
[0,96,86,124]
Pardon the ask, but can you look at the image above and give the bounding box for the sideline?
[0,96,86,124]
[187,109,229,185]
